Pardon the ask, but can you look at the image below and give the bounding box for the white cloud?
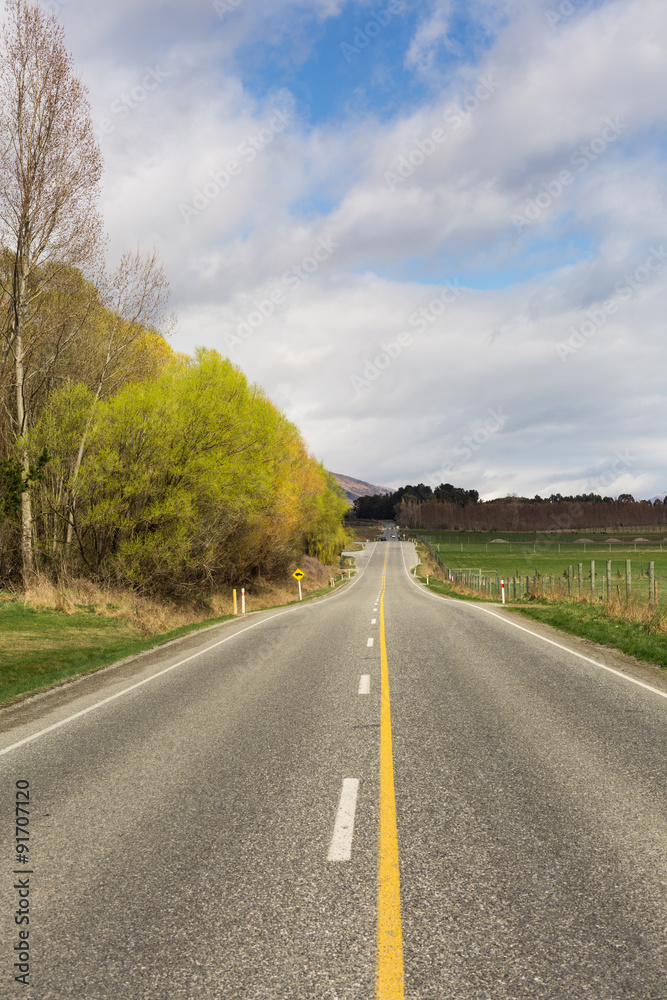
[35,0,667,498]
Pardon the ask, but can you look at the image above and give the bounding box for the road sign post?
[293,568,305,601]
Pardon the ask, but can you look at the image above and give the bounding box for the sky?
[42,0,667,499]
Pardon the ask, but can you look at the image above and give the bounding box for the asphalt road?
[1,540,667,999]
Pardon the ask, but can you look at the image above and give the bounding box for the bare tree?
[0,0,103,582]
[65,245,174,547]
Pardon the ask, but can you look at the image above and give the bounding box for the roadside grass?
[0,561,355,708]
[412,561,496,602]
[412,542,667,668]
[513,601,667,668]
[0,603,235,707]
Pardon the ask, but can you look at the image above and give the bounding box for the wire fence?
[418,538,659,606]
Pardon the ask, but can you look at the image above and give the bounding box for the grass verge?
[0,605,235,707]
[0,561,355,708]
[512,601,667,667]
[413,542,667,668]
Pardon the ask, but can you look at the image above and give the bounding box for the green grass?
[513,601,667,668]
[413,564,496,602]
[0,603,237,707]
[413,529,667,604]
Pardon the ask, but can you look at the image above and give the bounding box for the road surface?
[1,540,666,998]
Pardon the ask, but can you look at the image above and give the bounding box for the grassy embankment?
[0,552,358,708]
[412,533,667,668]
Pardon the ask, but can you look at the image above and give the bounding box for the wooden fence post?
[568,564,573,597]
[606,560,612,603]
[625,558,631,603]
[578,562,583,599]
[590,560,595,601]
[649,561,655,607]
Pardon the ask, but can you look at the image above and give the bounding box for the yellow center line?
[376,548,405,998]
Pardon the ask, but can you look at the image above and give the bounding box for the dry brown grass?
[228,556,345,613]
[20,574,192,634]
[13,556,349,635]
[347,523,382,542]
[591,595,667,633]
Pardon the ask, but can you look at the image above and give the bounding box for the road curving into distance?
[1,539,666,999]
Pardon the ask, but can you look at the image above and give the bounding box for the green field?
[412,529,667,604]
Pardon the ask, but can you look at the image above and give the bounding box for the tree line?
[352,482,667,532]
[0,1,348,593]
[352,483,479,520]
[398,497,667,532]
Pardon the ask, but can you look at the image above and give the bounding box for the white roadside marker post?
[501,579,506,605]
[241,588,246,614]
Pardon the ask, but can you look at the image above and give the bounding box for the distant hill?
[331,473,391,505]
[650,493,667,503]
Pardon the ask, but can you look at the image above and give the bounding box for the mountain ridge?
[331,473,391,505]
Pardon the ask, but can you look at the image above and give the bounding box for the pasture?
[411,529,667,603]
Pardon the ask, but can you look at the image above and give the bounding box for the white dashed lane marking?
[358,675,370,695]
[327,778,360,861]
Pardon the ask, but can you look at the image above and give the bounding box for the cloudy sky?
[47,0,666,498]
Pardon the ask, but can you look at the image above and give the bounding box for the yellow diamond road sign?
[292,568,305,580]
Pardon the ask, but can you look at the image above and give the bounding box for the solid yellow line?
[376,549,405,998]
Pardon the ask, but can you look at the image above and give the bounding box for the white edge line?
[0,543,381,759]
[327,778,360,861]
[400,541,667,702]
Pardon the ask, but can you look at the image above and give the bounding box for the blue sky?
[51,0,667,498]
[232,2,500,128]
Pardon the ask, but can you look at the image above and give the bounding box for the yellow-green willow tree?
[30,349,348,594]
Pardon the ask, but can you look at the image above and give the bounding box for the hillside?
[331,473,390,505]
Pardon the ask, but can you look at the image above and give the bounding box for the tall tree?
[64,246,174,547]
[0,0,103,582]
